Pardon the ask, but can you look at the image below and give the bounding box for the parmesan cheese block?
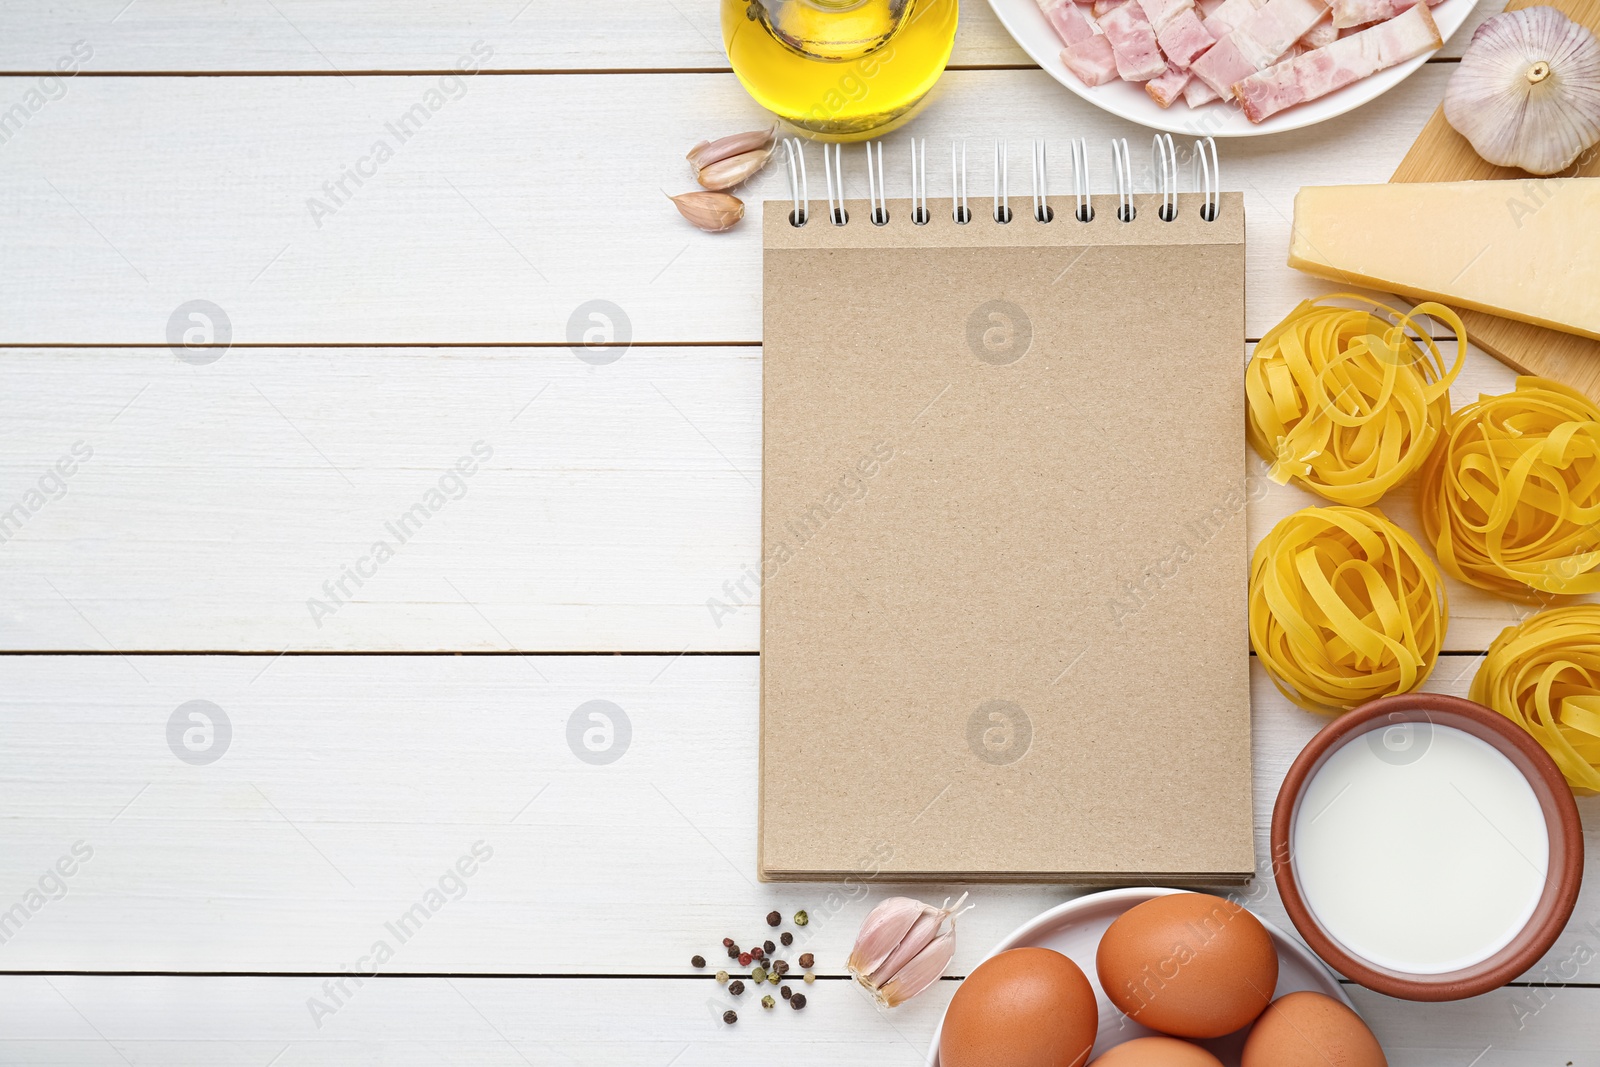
[1289,179,1600,342]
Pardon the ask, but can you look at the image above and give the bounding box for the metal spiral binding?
[1070,137,1092,222]
[822,142,848,225]
[865,140,889,225]
[1111,137,1135,222]
[1032,140,1053,223]
[777,136,1224,229]
[1193,136,1221,221]
[951,140,970,223]
[1153,134,1178,222]
[992,139,1012,224]
[783,137,809,227]
[909,137,929,225]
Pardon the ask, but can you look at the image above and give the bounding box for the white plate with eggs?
[985,0,1482,136]
[926,887,1356,1066]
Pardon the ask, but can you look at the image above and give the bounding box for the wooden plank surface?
[0,0,1502,73]
[1,2,1595,1061]
[0,66,1470,345]
[3,979,1587,1067]
[0,343,1583,653]
[0,345,759,652]
[1391,0,1600,403]
[0,975,1594,1066]
[1,653,1596,980]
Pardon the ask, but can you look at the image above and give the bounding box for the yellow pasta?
[1250,506,1448,714]
[1419,377,1600,598]
[1246,296,1465,507]
[1472,605,1600,795]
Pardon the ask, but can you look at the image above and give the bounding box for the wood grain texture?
[0,0,1502,73]
[1390,0,1600,402]
[0,344,1584,653]
[0,0,1033,73]
[0,345,760,653]
[0,975,1594,1066]
[0,66,1467,345]
[1,654,1597,984]
[0,8,1587,1058]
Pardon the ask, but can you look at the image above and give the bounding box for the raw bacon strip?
[1147,65,1194,105]
[1184,76,1223,104]
[1233,1,1441,120]
[1038,0,1099,44]
[1190,35,1265,94]
[1332,0,1402,27]
[1137,0,1195,28]
[1060,36,1121,85]
[1099,0,1171,80]
[1235,0,1330,63]
[1331,0,1439,28]
[1190,0,1328,95]
[1300,11,1337,47]
[1158,7,1218,67]
[1201,0,1265,36]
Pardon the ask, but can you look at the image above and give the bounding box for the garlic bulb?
[1444,6,1600,175]
[846,893,972,1007]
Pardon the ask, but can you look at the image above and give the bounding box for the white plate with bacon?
[988,0,1480,135]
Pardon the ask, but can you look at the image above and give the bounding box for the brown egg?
[1241,991,1386,1067]
[1095,892,1278,1038]
[1090,1036,1225,1066]
[940,947,1098,1067]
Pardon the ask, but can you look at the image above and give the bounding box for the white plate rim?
[983,0,1483,137]
[924,886,1354,1064]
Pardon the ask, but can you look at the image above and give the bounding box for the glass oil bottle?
[721,0,959,141]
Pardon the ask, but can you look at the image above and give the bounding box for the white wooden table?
[0,2,1596,1063]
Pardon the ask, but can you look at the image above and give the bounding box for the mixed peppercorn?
[694,910,817,1024]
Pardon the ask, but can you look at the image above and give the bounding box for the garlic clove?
[697,146,775,192]
[867,905,945,983]
[846,896,927,978]
[1444,6,1600,175]
[846,893,972,1008]
[687,126,777,171]
[876,930,957,1008]
[667,190,745,232]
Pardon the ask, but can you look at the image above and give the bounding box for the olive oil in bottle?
[721,0,958,141]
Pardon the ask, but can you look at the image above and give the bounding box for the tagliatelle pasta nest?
[1250,506,1448,714]
[1246,296,1465,507]
[1419,377,1600,598]
[1471,605,1600,795]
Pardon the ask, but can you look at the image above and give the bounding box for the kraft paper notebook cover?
[759,141,1253,883]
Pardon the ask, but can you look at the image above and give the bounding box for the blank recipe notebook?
[759,144,1252,883]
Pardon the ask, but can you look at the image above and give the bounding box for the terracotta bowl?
[1271,693,1584,1001]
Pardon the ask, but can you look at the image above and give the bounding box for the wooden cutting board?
[1391,0,1600,402]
